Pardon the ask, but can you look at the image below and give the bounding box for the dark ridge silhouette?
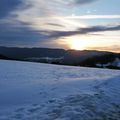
[0,46,120,69]
[0,46,66,59]
[0,54,10,60]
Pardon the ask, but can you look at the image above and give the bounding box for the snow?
[112,58,120,67]
[0,60,120,120]
[96,58,120,68]
[24,57,64,63]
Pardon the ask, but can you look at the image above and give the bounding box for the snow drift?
[0,60,120,120]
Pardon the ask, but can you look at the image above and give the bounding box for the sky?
[0,0,120,52]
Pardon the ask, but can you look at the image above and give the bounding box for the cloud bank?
[72,0,98,5]
[0,0,120,51]
[0,0,22,19]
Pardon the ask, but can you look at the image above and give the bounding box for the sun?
[70,39,87,50]
[69,37,89,50]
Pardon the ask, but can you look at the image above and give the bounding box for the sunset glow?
[0,0,120,52]
[68,36,89,50]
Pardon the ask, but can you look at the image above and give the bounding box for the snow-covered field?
[0,60,120,120]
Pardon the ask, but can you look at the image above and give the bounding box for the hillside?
[0,60,120,119]
[0,46,66,59]
[0,46,120,69]
[0,54,10,60]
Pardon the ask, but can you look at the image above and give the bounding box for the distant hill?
[0,46,120,69]
[0,46,66,59]
[63,49,112,65]
[78,53,120,69]
[0,54,10,60]
[0,46,112,60]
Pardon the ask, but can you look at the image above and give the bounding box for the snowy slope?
[0,60,120,120]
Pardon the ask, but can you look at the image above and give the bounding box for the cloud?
[0,21,53,47]
[11,0,78,31]
[48,24,120,38]
[0,0,22,18]
[46,23,65,28]
[0,0,100,21]
[72,0,98,5]
[0,17,120,47]
[0,0,98,32]
[0,0,119,49]
[79,24,120,33]
[66,15,120,19]
[88,45,120,53]
[14,0,67,18]
[0,0,84,47]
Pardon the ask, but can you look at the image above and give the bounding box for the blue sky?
[0,0,120,52]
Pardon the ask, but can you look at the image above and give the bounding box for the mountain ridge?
[0,46,120,69]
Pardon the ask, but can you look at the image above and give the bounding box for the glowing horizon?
[0,0,120,52]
